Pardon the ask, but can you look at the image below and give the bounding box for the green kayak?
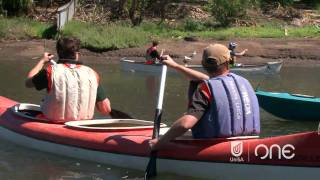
[256,90,320,121]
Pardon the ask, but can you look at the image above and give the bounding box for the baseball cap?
[229,42,237,49]
[202,44,231,65]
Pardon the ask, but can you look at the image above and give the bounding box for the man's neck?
[210,67,230,78]
[58,59,82,65]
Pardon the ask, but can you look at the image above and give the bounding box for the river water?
[0,57,319,180]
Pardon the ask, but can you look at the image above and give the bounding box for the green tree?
[129,0,150,26]
[2,0,33,16]
[210,0,251,27]
[300,0,319,6]
[0,0,3,14]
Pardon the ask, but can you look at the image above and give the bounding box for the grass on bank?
[0,17,51,39]
[61,21,150,51]
[0,17,319,51]
[64,21,319,50]
[138,20,320,39]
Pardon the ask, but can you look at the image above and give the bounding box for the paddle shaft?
[145,65,167,179]
[44,39,57,65]
[153,64,167,138]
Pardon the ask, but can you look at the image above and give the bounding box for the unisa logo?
[230,141,244,162]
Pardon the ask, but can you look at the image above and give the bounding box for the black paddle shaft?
[152,108,162,139]
[145,106,163,179]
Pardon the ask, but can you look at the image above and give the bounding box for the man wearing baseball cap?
[150,44,260,150]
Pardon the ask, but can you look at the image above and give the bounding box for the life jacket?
[145,46,157,64]
[41,63,98,122]
[191,73,260,138]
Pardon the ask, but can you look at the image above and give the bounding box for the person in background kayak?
[25,37,111,122]
[145,40,161,65]
[229,42,248,66]
[149,43,260,150]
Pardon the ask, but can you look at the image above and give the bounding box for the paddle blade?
[145,151,157,179]
[110,109,133,119]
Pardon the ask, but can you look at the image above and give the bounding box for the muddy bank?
[0,38,319,66]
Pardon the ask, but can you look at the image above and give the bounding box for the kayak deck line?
[257,91,320,102]
[65,119,167,131]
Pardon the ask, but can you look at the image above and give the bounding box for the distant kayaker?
[229,42,248,66]
[25,37,111,122]
[149,44,260,150]
[145,40,161,65]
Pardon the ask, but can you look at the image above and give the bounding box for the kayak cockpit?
[65,119,167,131]
[10,103,167,131]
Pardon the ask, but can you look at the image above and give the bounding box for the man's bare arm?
[150,114,199,150]
[162,55,209,81]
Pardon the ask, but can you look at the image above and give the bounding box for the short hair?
[152,40,159,47]
[56,37,80,59]
[202,58,227,74]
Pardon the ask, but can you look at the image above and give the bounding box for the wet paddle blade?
[110,109,133,119]
[145,151,157,179]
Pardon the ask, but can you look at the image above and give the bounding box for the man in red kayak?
[150,44,260,150]
[25,37,111,122]
[145,40,161,65]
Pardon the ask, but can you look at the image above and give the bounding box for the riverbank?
[1,17,320,52]
[1,38,319,67]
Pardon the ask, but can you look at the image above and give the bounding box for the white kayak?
[120,58,283,75]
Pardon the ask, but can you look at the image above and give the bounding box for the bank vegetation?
[0,0,319,51]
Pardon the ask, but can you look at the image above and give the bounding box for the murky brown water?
[0,57,319,180]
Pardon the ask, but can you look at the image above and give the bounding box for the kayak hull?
[256,90,320,121]
[120,59,283,75]
[1,96,320,179]
[1,126,320,180]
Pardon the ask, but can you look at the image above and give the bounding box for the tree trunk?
[118,0,127,16]
[129,0,138,26]
[129,0,149,26]
[159,0,169,21]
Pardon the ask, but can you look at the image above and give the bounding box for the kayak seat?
[19,109,42,117]
[11,103,51,123]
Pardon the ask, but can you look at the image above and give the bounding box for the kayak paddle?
[145,64,167,179]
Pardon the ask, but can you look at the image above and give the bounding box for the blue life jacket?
[191,73,260,138]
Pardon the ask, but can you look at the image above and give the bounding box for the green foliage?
[0,18,319,50]
[259,0,294,7]
[300,0,319,5]
[0,17,51,39]
[62,21,150,51]
[139,20,320,40]
[182,18,205,31]
[210,0,251,27]
[316,3,320,13]
[128,0,152,26]
[287,25,320,37]
[1,0,32,16]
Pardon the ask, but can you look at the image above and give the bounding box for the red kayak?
[0,96,319,180]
